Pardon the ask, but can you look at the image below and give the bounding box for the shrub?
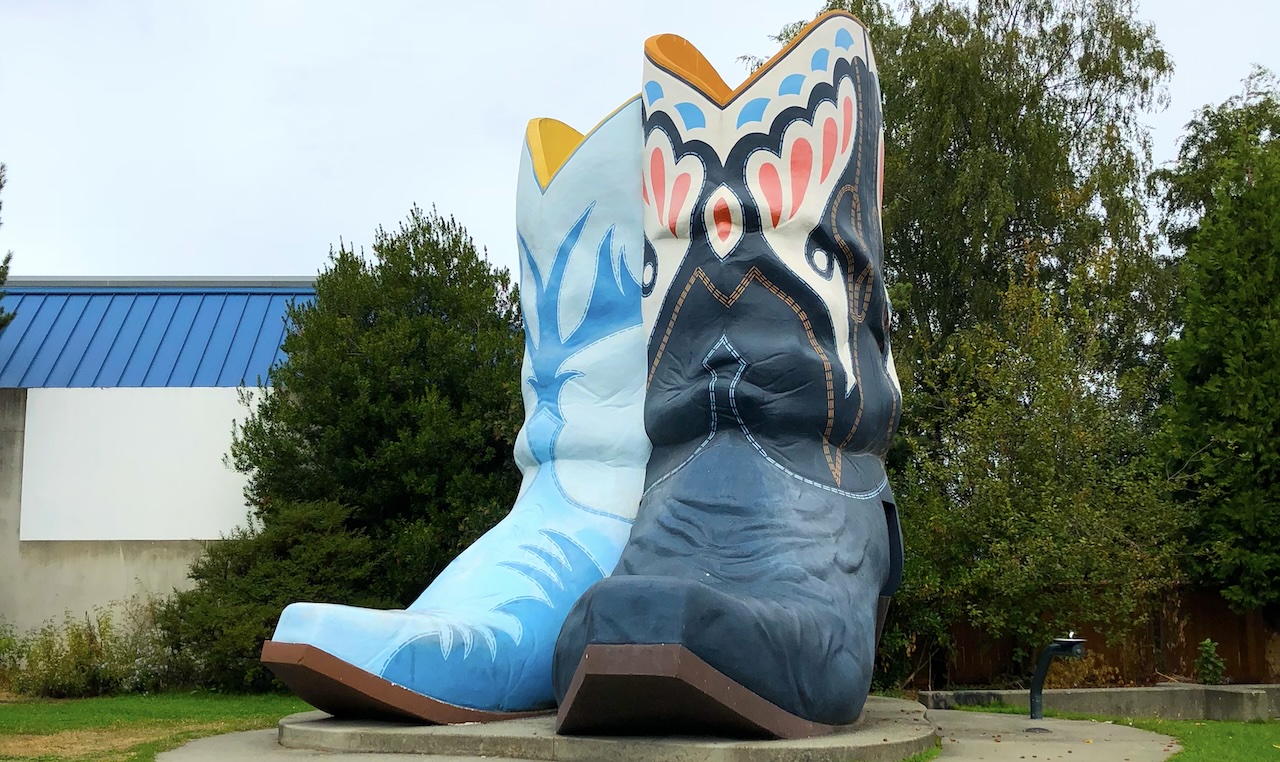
[7,596,194,698]
[0,617,19,690]
[16,610,118,697]
[155,501,391,692]
[158,207,526,690]
[1044,652,1129,689]
[1194,638,1226,685]
[227,206,524,606]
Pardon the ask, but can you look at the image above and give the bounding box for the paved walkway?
[157,708,1181,762]
[930,709,1180,760]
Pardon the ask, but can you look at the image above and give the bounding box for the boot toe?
[554,575,871,725]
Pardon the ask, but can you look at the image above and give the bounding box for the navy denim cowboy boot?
[553,12,904,739]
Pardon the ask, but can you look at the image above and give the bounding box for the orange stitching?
[830,58,904,465]
[832,185,875,321]
[648,266,842,482]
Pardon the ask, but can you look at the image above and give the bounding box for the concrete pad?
[929,708,1181,761]
[275,696,938,762]
[157,701,1188,762]
[155,728,525,761]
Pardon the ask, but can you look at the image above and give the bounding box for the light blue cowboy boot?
[263,97,649,722]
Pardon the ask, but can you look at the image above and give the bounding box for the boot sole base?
[556,644,859,739]
[261,641,553,724]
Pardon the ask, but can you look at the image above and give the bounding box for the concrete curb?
[277,696,939,761]
[919,683,1278,721]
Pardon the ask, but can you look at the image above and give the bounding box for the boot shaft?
[513,98,651,520]
[638,12,901,494]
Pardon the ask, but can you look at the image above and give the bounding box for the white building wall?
[20,387,252,541]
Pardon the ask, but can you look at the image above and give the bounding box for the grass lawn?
[901,746,942,761]
[0,692,308,762]
[954,702,1280,761]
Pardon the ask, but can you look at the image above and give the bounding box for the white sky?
[1,0,1277,280]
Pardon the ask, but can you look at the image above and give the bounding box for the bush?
[227,206,524,605]
[1044,652,1129,689]
[5,596,194,698]
[155,501,391,692]
[0,617,19,689]
[158,206,525,691]
[1194,638,1226,685]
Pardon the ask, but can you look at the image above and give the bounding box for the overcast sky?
[1,0,1277,280]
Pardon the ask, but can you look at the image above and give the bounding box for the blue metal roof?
[0,280,314,388]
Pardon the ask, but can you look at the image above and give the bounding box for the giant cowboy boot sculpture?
[553,12,904,739]
[262,98,650,722]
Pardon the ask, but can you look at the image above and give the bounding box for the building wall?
[0,388,250,633]
[21,387,252,541]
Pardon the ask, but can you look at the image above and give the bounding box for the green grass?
[898,743,942,761]
[0,692,307,762]
[953,702,1280,761]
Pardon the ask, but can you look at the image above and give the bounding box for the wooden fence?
[941,590,1279,687]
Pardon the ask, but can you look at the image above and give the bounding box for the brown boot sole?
[260,641,554,724]
[556,644,860,740]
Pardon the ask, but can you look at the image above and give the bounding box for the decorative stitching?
[642,336,726,496]
[721,335,888,499]
[648,265,842,482]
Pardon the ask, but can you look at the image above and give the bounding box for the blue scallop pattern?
[673,102,706,130]
[736,97,771,127]
[778,73,806,96]
[644,81,664,105]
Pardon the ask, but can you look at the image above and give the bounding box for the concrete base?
[919,683,1277,721]
[276,697,938,762]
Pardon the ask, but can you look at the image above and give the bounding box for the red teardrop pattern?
[713,197,733,243]
[758,163,783,228]
[668,173,692,236]
[650,148,666,221]
[789,138,813,218]
[821,117,838,182]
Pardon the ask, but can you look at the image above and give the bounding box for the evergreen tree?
[162,206,525,689]
[1159,69,1280,614]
